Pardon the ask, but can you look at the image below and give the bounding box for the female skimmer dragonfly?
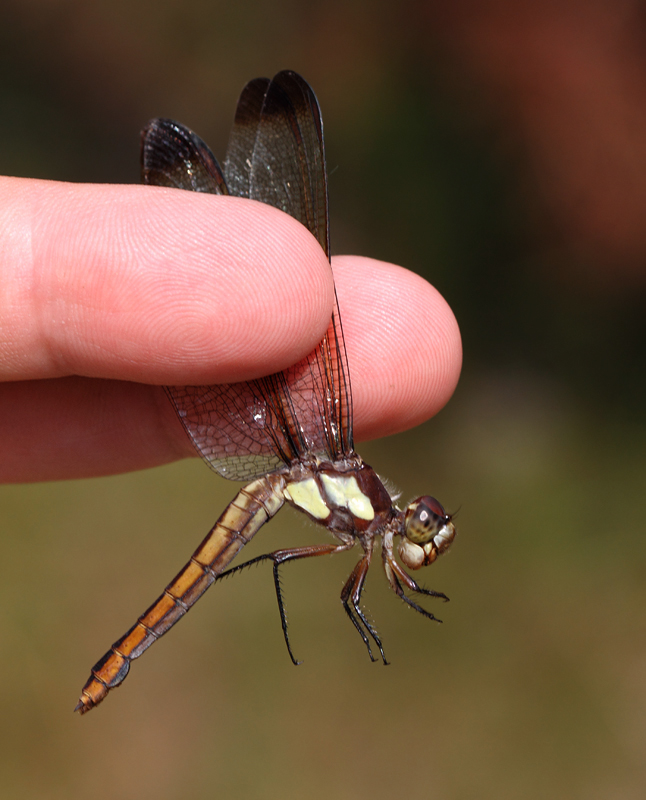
[75,70,456,714]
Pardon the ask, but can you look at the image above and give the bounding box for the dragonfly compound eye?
[399,496,456,570]
[404,496,447,544]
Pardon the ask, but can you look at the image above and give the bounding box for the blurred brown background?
[2,1,646,798]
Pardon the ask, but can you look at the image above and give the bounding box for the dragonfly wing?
[141,118,228,194]
[147,73,354,481]
[224,77,270,198]
[245,71,354,461]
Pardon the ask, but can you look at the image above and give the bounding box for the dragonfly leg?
[384,555,448,622]
[340,554,389,665]
[215,542,354,665]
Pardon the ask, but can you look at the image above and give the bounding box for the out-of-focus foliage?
[1,1,646,798]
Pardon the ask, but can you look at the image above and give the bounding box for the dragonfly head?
[398,496,456,570]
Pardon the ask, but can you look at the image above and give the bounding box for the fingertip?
[331,256,462,440]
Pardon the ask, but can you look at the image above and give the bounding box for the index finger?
[0,177,334,384]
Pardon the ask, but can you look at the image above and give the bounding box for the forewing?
[246,70,354,462]
[224,77,270,197]
[150,73,354,481]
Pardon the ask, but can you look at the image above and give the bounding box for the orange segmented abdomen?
[75,474,285,714]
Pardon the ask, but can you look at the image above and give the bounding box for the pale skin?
[0,177,462,484]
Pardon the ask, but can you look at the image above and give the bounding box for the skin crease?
[0,178,462,482]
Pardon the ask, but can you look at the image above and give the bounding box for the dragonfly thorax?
[283,460,394,534]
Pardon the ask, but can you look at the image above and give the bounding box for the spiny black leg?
[415,587,449,602]
[214,553,275,582]
[214,552,299,660]
[403,576,449,603]
[213,552,302,659]
[389,557,449,603]
[346,559,388,663]
[214,543,351,663]
[397,591,443,623]
[271,560,300,665]
[387,561,444,623]
[353,602,388,664]
[340,556,389,665]
[267,544,353,663]
[341,597,377,662]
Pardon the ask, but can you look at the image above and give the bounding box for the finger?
[0,177,333,383]
[0,257,461,483]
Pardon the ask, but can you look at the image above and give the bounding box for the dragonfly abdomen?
[75,474,286,714]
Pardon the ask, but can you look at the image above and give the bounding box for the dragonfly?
[75,70,456,714]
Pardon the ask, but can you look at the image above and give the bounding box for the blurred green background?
[2,1,646,798]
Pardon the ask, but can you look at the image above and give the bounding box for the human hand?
[0,177,462,482]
